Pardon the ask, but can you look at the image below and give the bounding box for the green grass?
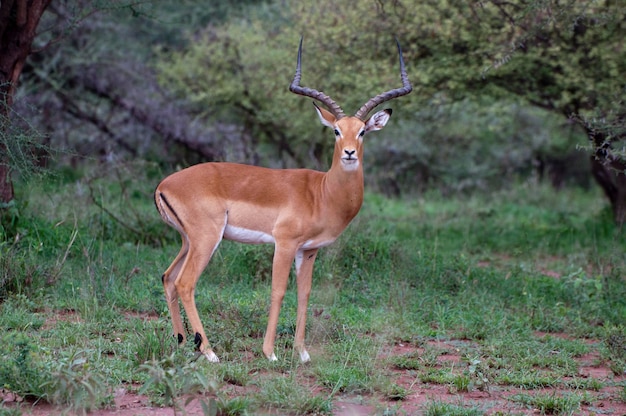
[1,162,625,414]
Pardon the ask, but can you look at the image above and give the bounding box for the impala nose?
[344,149,356,159]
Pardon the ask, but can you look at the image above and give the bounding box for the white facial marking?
[340,158,360,171]
[224,224,275,244]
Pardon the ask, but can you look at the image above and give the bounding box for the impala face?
[314,104,392,172]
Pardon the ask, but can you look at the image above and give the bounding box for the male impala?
[155,38,411,362]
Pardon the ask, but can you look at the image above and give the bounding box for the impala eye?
[334,129,340,136]
[359,130,365,137]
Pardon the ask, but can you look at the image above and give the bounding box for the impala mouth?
[341,157,359,170]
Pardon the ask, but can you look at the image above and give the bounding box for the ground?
[3,334,625,415]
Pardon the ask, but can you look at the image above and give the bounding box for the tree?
[392,0,626,223]
[0,0,52,205]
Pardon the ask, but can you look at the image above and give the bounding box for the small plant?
[619,384,626,404]
[382,382,408,401]
[0,334,48,400]
[215,396,253,415]
[218,363,251,387]
[0,407,23,416]
[256,376,332,415]
[390,351,422,370]
[40,350,110,414]
[139,353,217,411]
[511,392,582,415]
[423,400,485,416]
[602,325,626,375]
[451,374,471,393]
[133,318,176,365]
[315,364,370,393]
[466,357,490,391]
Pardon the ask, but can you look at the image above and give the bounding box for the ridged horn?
[289,37,346,119]
[354,38,412,120]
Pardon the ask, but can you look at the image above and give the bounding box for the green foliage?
[0,334,48,400]
[511,392,586,415]
[1,170,625,412]
[0,104,49,183]
[154,0,624,199]
[255,375,333,415]
[139,353,217,408]
[602,325,626,375]
[423,401,485,416]
[39,350,111,413]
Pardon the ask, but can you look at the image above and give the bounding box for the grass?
[1,161,625,414]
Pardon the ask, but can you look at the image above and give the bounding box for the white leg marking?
[299,349,311,363]
[294,250,303,274]
[268,352,278,362]
[204,351,220,363]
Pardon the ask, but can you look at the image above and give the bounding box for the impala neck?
[323,156,364,220]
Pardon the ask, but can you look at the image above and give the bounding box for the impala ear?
[364,109,392,133]
[313,102,336,129]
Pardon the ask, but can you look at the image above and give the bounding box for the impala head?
[289,37,412,172]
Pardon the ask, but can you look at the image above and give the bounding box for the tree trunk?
[588,130,626,227]
[0,0,52,204]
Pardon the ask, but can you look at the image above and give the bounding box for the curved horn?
[289,37,346,119]
[354,38,413,120]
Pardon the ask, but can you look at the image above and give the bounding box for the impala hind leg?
[175,231,224,362]
[294,248,318,363]
[162,240,189,345]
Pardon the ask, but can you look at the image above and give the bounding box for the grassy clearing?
[1,162,625,415]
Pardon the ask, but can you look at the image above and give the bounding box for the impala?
[155,38,412,363]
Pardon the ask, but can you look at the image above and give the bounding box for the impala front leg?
[263,243,296,361]
[294,248,318,363]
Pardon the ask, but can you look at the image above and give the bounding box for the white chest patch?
[224,225,275,244]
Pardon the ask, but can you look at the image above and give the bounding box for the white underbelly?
[223,224,275,244]
[223,224,337,249]
[301,237,336,250]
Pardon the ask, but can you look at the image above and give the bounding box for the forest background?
[0,0,624,227]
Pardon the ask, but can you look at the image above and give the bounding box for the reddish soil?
[4,336,626,416]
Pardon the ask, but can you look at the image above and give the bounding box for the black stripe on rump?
[159,192,185,229]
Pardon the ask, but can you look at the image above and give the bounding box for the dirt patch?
[3,337,626,415]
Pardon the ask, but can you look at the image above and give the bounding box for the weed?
[40,350,110,414]
[619,384,626,403]
[217,363,251,387]
[511,392,583,415]
[139,353,217,410]
[0,334,47,400]
[133,318,176,364]
[496,371,559,389]
[382,382,408,401]
[391,351,422,370]
[215,396,253,415]
[0,407,22,416]
[602,325,626,375]
[256,376,332,415]
[419,369,456,385]
[423,400,485,416]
